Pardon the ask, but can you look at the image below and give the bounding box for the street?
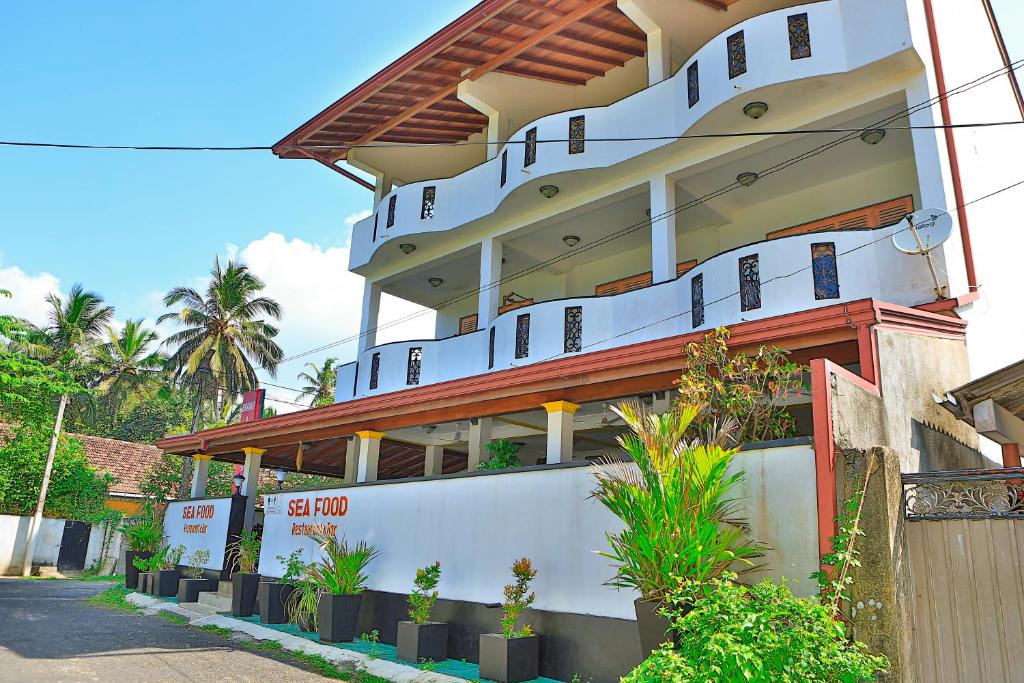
[0,579,327,682]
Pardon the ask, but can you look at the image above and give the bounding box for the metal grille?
[524,127,537,167]
[687,61,699,108]
[406,347,422,385]
[563,306,582,353]
[369,352,380,390]
[739,254,761,311]
[788,13,811,59]
[421,186,435,220]
[727,30,746,79]
[903,469,1024,520]
[500,149,508,187]
[352,362,359,396]
[372,212,379,241]
[386,195,397,228]
[811,242,840,300]
[691,273,704,327]
[515,314,530,359]
[488,326,496,369]
[568,115,585,154]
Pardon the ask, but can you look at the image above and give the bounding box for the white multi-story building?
[158,2,1023,679]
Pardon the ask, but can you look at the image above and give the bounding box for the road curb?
[125,592,461,682]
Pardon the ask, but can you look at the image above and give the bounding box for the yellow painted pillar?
[240,447,265,530]
[190,453,213,498]
[425,445,444,476]
[355,431,384,483]
[541,401,581,464]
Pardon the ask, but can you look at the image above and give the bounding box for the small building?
[73,433,161,516]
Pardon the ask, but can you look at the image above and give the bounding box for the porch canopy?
[947,358,1024,466]
[155,299,965,479]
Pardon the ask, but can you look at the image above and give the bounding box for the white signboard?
[164,497,234,570]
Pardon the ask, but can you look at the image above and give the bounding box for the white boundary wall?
[0,514,122,576]
[164,497,234,570]
[258,443,818,620]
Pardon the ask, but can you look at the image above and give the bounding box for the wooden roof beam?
[559,28,645,57]
[293,148,376,190]
[694,0,730,10]
[577,16,646,42]
[496,65,588,85]
[534,41,625,67]
[456,39,606,77]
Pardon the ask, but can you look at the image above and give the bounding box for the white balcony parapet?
[335,227,940,402]
[349,0,912,271]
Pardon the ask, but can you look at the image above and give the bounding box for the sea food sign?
[259,491,352,575]
[164,497,234,570]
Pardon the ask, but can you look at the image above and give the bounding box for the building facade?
[156,1,1024,679]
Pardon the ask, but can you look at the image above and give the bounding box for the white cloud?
[344,209,372,227]
[0,256,63,327]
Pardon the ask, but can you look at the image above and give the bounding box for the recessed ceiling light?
[860,128,886,145]
[399,243,416,254]
[539,185,560,199]
[743,101,769,119]
[562,235,581,247]
[736,171,759,187]
[428,277,444,288]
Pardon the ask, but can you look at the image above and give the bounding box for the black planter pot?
[124,551,152,589]
[296,609,317,633]
[397,621,448,664]
[317,593,363,643]
[257,582,294,624]
[634,598,673,658]
[178,578,216,603]
[479,633,539,683]
[231,573,261,617]
[155,570,181,597]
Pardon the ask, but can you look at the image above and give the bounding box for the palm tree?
[92,319,166,413]
[159,257,284,427]
[297,358,338,408]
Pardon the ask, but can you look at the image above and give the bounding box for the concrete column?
[240,447,264,531]
[355,430,384,483]
[374,173,393,209]
[344,435,360,483]
[425,445,445,476]
[457,80,503,160]
[478,238,503,328]
[467,417,494,470]
[190,454,212,498]
[650,174,678,284]
[618,0,671,85]
[358,281,382,354]
[542,401,580,464]
[485,112,505,160]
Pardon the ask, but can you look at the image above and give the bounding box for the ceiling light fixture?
[736,171,759,187]
[742,101,769,119]
[399,243,416,254]
[562,235,580,247]
[860,128,886,145]
[428,277,444,288]
[539,184,560,199]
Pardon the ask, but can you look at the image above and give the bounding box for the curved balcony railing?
[335,227,940,401]
[349,0,911,270]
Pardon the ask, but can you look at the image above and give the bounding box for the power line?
[0,121,1022,153]
[277,59,1021,363]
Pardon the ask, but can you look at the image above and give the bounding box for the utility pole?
[21,393,69,577]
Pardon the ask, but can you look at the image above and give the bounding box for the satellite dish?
[892,208,953,254]
[892,208,953,300]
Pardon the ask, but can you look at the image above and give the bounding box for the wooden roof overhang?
[156,298,967,463]
[272,0,650,165]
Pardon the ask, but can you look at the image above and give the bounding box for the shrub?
[408,561,442,625]
[308,535,378,595]
[622,574,888,683]
[118,503,163,553]
[677,327,806,444]
[161,545,185,570]
[500,557,536,639]
[476,439,523,471]
[590,401,762,603]
[226,530,261,574]
[184,549,210,579]
[285,569,321,630]
[277,549,307,586]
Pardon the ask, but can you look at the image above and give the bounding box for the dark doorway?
[56,521,90,571]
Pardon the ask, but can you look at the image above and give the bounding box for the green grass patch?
[199,624,233,637]
[156,611,189,625]
[83,585,141,614]
[20,573,124,582]
[228,637,387,681]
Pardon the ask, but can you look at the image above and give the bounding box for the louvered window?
[459,314,478,335]
[767,196,914,239]
[594,260,697,296]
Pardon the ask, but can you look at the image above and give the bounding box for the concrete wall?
[0,515,122,576]
[163,497,235,571]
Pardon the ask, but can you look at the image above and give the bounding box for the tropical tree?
[297,358,338,408]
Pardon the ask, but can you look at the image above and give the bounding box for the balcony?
[349,0,914,272]
[337,223,941,401]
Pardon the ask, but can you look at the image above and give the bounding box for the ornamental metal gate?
[903,469,1024,683]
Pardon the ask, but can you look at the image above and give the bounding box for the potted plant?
[177,549,214,603]
[136,546,167,595]
[154,545,186,597]
[119,505,162,589]
[285,569,321,632]
[258,549,305,624]
[310,534,378,644]
[227,530,262,616]
[479,557,539,683]
[397,561,447,664]
[131,554,152,593]
[590,400,763,657]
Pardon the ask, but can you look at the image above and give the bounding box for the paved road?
[0,579,328,682]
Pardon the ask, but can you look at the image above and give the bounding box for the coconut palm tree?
[158,257,284,428]
[297,358,338,408]
[92,319,166,412]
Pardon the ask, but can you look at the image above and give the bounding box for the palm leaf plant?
[225,530,261,574]
[307,535,378,595]
[297,358,339,408]
[285,567,322,631]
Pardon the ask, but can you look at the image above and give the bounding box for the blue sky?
[1,1,1021,410]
